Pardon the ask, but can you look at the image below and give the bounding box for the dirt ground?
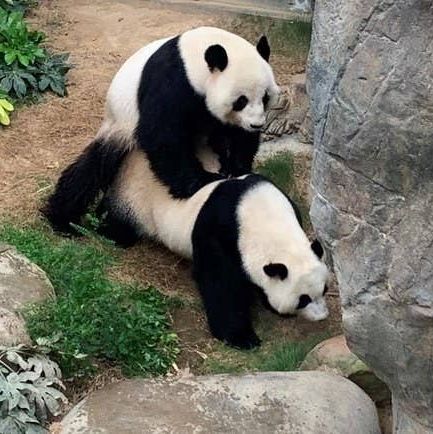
[0,0,342,381]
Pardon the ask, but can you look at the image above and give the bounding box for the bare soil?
[0,0,342,390]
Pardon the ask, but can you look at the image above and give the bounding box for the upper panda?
[43,27,279,233]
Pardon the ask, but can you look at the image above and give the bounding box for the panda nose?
[250,123,264,130]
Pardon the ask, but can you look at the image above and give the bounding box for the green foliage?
[258,336,325,371]
[0,0,37,13]
[0,343,67,434]
[256,152,311,229]
[0,224,179,379]
[0,90,13,124]
[0,9,45,67]
[256,152,296,189]
[35,53,70,96]
[0,6,71,118]
[203,336,326,375]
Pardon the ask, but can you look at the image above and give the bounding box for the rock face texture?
[0,244,54,345]
[264,74,310,140]
[307,1,433,432]
[60,372,380,434]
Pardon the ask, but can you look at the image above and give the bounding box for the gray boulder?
[60,372,380,434]
[0,244,54,345]
[307,0,433,432]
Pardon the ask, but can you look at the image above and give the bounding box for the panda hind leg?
[193,237,260,350]
[96,197,143,248]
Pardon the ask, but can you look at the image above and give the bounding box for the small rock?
[60,372,381,434]
[0,243,54,312]
[0,243,54,346]
[300,335,391,403]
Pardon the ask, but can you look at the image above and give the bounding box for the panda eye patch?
[233,95,249,111]
[296,294,312,309]
[263,92,270,108]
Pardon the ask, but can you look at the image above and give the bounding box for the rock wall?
[307,0,433,432]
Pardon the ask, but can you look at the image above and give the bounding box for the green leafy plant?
[0,223,179,379]
[0,6,71,105]
[0,63,37,98]
[36,53,70,96]
[0,9,45,66]
[0,342,67,434]
[0,90,13,124]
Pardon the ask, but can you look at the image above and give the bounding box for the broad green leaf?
[38,76,50,91]
[17,394,30,411]
[49,80,64,96]
[4,50,17,65]
[19,72,37,88]
[0,98,13,112]
[13,76,26,98]
[0,104,11,125]
[5,349,27,369]
[0,76,13,93]
[17,53,30,67]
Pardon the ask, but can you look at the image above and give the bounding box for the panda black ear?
[256,36,270,62]
[205,44,228,72]
[263,263,288,280]
[311,239,324,259]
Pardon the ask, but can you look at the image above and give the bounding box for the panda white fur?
[99,149,329,349]
[43,27,279,234]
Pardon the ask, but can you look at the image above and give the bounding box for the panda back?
[105,36,173,130]
[112,149,222,258]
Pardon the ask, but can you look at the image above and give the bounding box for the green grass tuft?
[0,223,178,378]
[256,152,295,189]
[259,337,323,371]
[202,335,327,375]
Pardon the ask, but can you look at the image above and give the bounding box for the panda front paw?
[224,330,261,350]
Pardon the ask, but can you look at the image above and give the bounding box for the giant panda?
[98,148,329,349]
[42,26,280,234]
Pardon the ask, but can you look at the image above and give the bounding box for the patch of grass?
[256,151,295,188]
[0,223,179,379]
[226,15,312,59]
[256,151,310,229]
[259,337,322,371]
[202,335,326,375]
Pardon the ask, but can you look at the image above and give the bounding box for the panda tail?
[41,136,129,234]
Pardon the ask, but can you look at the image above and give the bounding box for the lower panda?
[98,149,329,349]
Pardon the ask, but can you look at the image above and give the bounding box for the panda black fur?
[42,27,279,234]
[99,149,329,349]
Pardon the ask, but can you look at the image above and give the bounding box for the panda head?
[261,240,330,321]
[179,27,280,132]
